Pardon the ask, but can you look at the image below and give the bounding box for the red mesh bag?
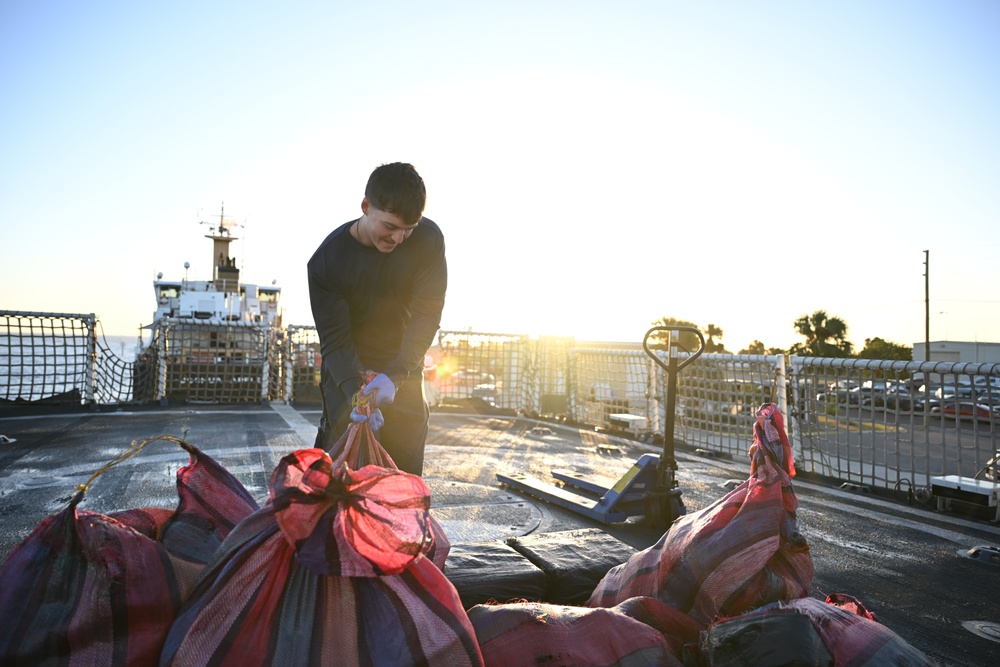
[108,506,176,537]
[587,403,813,625]
[800,596,934,664]
[468,596,704,667]
[112,436,260,597]
[701,596,935,666]
[160,447,483,667]
[825,592,878,621]
[327,373,451,569]
[0,435,259,665]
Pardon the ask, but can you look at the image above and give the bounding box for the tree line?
[650,311,912,360]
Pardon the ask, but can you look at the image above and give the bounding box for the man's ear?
[360,197,370,215]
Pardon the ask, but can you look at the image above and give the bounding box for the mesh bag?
[0,435,258,665]
[468,595,704,667]
[700,604,833,666]
[161,447,483,667]
[327,378,451,569]
[106,436,261,598]
[155,435,260,565]
[701,596,935,666]
[108,506,176,538]
[587,403,813,625]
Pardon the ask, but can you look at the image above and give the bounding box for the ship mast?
[201,204,240,293]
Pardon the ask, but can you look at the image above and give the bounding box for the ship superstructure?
[152,207,281,327]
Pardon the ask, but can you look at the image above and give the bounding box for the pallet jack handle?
[642,326,705,458]
[642,326,705,374]
[641,325,705,528]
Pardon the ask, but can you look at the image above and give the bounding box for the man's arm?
[384,240,447,387]
[307,253,364,395]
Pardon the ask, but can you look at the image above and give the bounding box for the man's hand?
[339,377,363,402]
[350,406,384,431]
[363,373,396,406]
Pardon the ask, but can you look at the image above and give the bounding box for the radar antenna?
[200,202,239,236]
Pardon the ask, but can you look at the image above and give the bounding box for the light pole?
[924,250,929,362]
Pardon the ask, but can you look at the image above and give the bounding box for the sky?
[2,0,998,353]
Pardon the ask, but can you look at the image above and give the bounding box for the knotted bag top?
[271,448,433,576]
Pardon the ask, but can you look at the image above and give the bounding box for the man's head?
[357,162,426,254]
[364,162,426,226]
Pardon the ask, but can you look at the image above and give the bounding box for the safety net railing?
[791,357,1000,493]
[148,319,276,403]
[568,346,652,432]
[0,311,151,405]
[267,327,285,403]
[528,336,575,417]
[413,333,999,495]
[0,312,288,406]
[6,316,999,496]
[430,331,531,413]
[283,328,539,414]
[565,347,787,444]
[1,311,98,405]
[670,353,787,454]
[285,325,322,404]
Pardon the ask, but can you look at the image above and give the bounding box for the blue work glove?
[350,406,366,424]
[363,373,396,407]
[350,406,385,431]
[369,408,384,431]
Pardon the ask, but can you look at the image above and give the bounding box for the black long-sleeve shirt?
[307,217,447,395]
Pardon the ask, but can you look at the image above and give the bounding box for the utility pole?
[924,250,929,362]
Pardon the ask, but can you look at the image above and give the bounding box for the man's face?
[360,198,419,253]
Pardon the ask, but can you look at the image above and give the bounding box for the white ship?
[140,207,284,402]
[151,207,282,327]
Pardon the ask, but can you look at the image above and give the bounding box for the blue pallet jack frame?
[497,325,704,529]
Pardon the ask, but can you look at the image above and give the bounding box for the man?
[308,162,446,475]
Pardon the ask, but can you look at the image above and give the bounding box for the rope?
[69,434,193,499]
[350,370,379,416]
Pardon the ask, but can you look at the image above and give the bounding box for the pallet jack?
[496,325,705,529]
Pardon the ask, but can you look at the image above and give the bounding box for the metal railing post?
[84,314,97,404]
[156,322,168,401]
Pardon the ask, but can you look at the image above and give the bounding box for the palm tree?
[704,323,726,353]
[648,317,701,351]
[740,340,766,355]
[791,310,853,357]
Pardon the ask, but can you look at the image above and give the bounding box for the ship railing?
[4,315,999,501]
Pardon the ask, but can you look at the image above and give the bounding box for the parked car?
[929,401,998,421]
[933,385,975,400]
[847,380,891,405]
[863,384,916,411]
[969,375,1000,389]
[815,380,858,403]
[915,384,974,412]
[817,379,896,406]
[974,387,1000,404]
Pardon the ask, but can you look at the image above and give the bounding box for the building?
[912,341,1000,364]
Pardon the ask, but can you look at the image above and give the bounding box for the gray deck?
[1,403,998,665]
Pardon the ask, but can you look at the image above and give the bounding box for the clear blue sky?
[2,0,998,352]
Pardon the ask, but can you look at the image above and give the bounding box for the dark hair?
[365,162,426,225]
